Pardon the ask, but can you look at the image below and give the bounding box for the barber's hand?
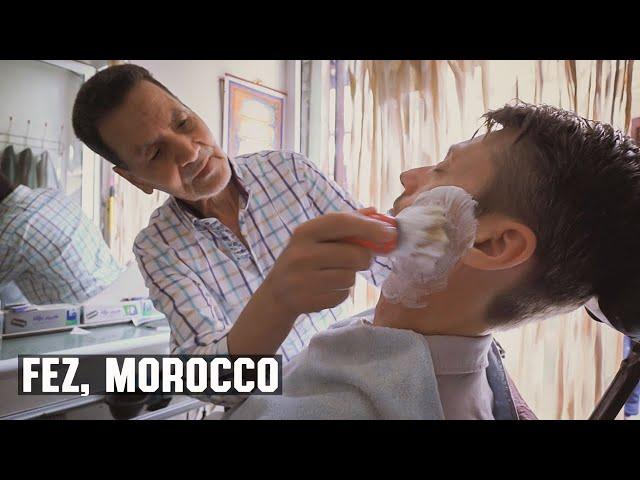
[261,211,397,317]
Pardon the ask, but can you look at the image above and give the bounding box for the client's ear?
[462,214,536,271]
[113,166,154,195]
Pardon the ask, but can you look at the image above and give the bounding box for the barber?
[72,64,393,360]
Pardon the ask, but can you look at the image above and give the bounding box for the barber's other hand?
[262,211,397,317]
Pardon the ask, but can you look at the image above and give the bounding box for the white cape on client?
[225,311,445,420]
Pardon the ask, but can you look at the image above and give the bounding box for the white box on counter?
[82,298,165,326]
[3,304,81,334]
[82,300,140,325]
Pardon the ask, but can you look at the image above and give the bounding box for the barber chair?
[585,296,640,420]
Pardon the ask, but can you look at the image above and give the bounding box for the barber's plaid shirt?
[134,151,392,361]
[0,185,122,305]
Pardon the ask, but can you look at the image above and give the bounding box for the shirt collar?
[425,334,493,376]
[358,313,493,376]
[228,155,249,193]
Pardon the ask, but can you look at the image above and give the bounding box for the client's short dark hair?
[476,102,640,328]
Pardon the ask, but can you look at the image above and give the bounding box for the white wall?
[130,60,296,151]
[0,60,84,202]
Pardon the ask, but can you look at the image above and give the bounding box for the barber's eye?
[178,118,189,129]
[151,149,160,161]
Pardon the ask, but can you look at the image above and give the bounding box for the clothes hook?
[42,122,48,148]
[25,120,31,147]
[4,116,13,144]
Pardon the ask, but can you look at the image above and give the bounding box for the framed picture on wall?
[222,74,286,159]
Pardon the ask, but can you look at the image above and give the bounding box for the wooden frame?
[222,73,286,159]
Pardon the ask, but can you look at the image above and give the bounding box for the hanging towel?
[16,148,38,188]
[1,145,17,184]
[36,150,60,189]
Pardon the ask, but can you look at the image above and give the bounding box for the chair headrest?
[585,297,640,341]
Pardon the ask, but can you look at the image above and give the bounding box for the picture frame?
[222,73,286,159]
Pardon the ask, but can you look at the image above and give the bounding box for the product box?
[82,300,141,325]
[82,298,165,326]
[3,304,80,334]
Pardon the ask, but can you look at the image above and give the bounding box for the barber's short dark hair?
[476,102,640,328]
[72,64,177,169]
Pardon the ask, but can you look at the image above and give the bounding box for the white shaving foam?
[381,185,478,308]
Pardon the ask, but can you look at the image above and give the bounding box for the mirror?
[0,60,126,314]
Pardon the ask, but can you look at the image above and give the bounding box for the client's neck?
[372,289,492,337]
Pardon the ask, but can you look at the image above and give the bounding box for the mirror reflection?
[0,60,140,325]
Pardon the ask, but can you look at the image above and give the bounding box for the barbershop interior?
[1,59,639,421]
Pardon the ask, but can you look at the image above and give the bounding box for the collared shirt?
[133,150,392,361]
[424,333,495,420]
[359,315,495,420]
[0,185,122,305]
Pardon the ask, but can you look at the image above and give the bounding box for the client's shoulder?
[306,310,428,362]
[326,308,375,331]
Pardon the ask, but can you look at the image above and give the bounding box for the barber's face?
[391,130,512,215]
[98,80,231,201]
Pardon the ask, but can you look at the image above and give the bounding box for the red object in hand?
[346,212,398,254]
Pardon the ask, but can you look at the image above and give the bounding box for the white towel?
[226,316,445,420]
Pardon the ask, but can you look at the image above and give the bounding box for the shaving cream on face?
[381,185,478,308]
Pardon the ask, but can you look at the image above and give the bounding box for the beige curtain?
[336,60,634,419]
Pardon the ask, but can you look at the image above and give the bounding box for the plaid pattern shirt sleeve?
[0,185,122,305]
[291,152,392,285]
[134,235,246,408]
[134,234,231,357]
